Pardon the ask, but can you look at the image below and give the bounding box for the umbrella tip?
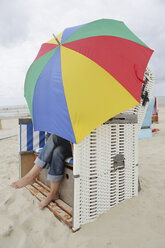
[53,33,61,46]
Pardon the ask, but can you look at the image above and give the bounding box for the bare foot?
[38,192,59,209]
[10,178,36,189]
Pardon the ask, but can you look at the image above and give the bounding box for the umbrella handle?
[53,33,61,46]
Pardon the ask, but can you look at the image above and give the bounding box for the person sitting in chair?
[11,134,72,209]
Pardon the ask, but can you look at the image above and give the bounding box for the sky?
[0,0,165,107]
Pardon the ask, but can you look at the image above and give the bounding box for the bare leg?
[38,181,60,209]
[10,165,42,189]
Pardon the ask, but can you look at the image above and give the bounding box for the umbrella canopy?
[24,19,153,143]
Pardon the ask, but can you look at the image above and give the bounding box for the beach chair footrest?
[26,179,72,228]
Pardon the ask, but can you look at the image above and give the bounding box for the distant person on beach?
[11,134,72,209]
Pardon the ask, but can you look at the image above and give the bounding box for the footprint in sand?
[0,217,14,237]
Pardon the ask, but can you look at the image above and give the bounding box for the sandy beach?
[0,107,165,248]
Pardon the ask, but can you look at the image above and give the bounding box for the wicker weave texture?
[72,122,138,230]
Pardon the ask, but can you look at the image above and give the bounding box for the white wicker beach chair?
[18,68,154,231]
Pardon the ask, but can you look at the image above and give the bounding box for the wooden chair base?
[26,179,72,229]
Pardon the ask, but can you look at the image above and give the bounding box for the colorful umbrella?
[24,19,153,144]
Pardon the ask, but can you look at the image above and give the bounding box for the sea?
[0,105,30,119]
[0,96,165,119]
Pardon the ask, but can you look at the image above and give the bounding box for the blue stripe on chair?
[27,123,33,151]
[39,131,45,148]
[19,121,48,152]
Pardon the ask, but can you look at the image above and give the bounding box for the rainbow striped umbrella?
[24,19,153,143]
